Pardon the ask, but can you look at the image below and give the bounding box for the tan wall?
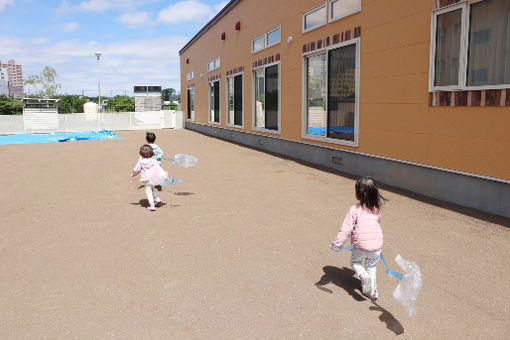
[180,0,510,180]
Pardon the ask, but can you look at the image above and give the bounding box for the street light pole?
[95,51,102,112]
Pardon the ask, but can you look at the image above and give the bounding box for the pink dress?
[132,157,168,186]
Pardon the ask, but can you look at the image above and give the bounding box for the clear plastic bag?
[174,153,198,168]
[392,254,422,317]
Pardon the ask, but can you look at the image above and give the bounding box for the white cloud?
[31,37,51,45]
[116,11,152,28]
[61,22,80,33]
[0,0,14,12]
[55,0,158,15]
[214,1,228,13]
[0,34,187,95]
[157,0,214,24]
[56,0,111,14]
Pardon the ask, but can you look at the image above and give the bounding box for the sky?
[0,0,228,96]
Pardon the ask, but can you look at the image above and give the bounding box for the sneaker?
[147,206,156,211]
[154,199,162,207]
[360,274,372,295]
[369,289,378,300]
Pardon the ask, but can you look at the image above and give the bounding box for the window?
[304,40,359,144]
[186,71,194,81]
[433,8,462,87]
[266,26,281,47]
[208,57,221,71]
[303,3,327,32]
[253,63,279,131]
[430,0,510,90]
[187,87,194,120]
[252,35,264,53]
[330,0,361,22]
[226,73,243,126]
[209,80,220,123]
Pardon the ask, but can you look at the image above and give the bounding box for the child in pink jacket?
[131,144,168,211]
[331,176,386,300]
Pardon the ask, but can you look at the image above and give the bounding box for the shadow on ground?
[315,266,404,335]
[315,266,365,301]
[173,191,194,196]
[193,130,510,227]
[130,199,180,208]
[369,302,405,335]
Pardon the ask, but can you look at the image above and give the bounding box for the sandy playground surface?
[1,129,509,339]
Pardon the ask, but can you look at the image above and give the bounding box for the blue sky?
[0,0,228,96]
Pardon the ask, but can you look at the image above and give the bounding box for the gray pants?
[351,249,381,292]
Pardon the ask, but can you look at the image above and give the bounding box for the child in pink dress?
[331,176,386,300]
[131,144,168,211]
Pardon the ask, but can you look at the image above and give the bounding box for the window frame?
[429,0,510,91]
[301,37,360,147]
[186,71,194,81]
[252,61,281,134]
[266,25,281,48]
[208,79,221,125]
[187,86,195,121]
[303,2,327,33]
[329,0,361,23]
[429,3,468,91]
[252,34,265,54]
[225,71,244,128]
[208,57,221,72]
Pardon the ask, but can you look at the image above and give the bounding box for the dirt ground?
[1,129,509,339]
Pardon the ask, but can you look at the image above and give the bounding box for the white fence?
[0,110,184,135]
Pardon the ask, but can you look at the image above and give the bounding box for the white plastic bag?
[174,153,198,168]
[392,254,422,317]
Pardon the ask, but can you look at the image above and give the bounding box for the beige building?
[1,60,24,98]
[180,0,510,218]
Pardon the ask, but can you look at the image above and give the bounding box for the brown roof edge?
[179,0,242,55]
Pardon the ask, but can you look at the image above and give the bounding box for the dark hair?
[139,144,154,158]
[146,132,156,143]
[355,176,387,211]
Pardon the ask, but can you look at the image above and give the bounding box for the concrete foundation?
[186,121,510,219]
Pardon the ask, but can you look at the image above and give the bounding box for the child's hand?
[329,243,341,252]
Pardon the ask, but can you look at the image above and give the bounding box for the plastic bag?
[392,254,422,317]
[174,153,198,168]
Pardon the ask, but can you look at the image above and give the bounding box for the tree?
[24,66,61,98]
[106,95,134,112]
[0,95,23,115]
[56,95,89,113]
[162,88,176,101]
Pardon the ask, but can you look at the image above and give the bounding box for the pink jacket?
[332,203,383,251]
[132,157,168,186]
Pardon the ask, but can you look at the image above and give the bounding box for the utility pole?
[95,51,102,112]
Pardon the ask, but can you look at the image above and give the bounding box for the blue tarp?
[0,130,123,145]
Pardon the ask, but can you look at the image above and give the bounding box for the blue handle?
[379,252,403,280]
[162,157,176,164]
[161,178,183,186]
[329,243,353,252]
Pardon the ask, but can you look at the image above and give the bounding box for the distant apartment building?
[0,65,8,96]
[0,60,24,98]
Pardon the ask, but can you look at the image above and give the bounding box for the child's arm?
[131,157,142,177]
[331,206,357,248]
[153,145,163,162]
